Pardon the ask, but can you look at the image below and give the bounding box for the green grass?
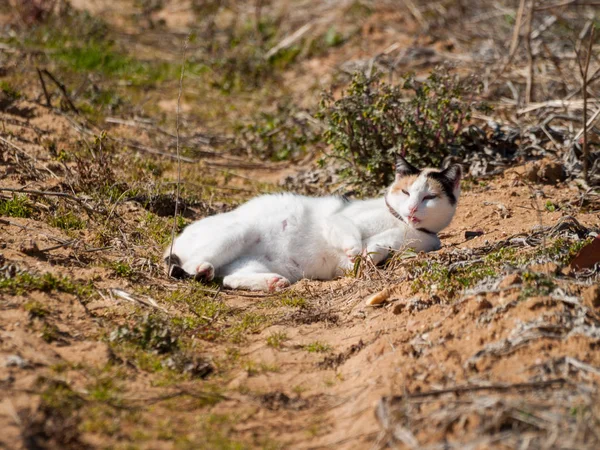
[1,272,91,296]
[518,272,557,300]
[541,237,593,265]
[410,260,497,298]
[266,331,288,349]
[41,323,61,343]
[110,260,136,279]
[109,313,179,355]
[243,360,280,376]
[48,211,86,230]
[133,212,176,247]
[87,375,122,404]
[262,293,307,309]
[39,378,84,413]
[167,285,229,327]
[0,80,21,100]
[0,195,33,218]
[228,312,270,344]
[410,247,520,299]
[16,8,179,86]
[23,300,49,318]
[304,341,331,353]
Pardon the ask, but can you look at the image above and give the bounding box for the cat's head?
[386,156,462,233]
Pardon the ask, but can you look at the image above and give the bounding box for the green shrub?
[317,68,490,192]
[237,103,321,161]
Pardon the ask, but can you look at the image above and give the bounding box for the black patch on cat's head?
[426,164,462,205]
[395,155,421,177]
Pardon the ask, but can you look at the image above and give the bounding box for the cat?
[164,156,461,291]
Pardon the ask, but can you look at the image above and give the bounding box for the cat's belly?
[247,217,343,282]
[260,249,343,282]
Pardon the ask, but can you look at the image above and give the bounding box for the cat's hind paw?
[267,276,290,292]
[194,262,215,282]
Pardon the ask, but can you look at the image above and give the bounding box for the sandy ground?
[1,1,600,448]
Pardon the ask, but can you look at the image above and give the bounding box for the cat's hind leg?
[168,216,260,281]
[221,258,290,292]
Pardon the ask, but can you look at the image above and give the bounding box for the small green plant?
[237,103,321,161]
[0,80,21,101]
[266,331,288,349]
[229,312,270,344]
[274,293,307,308]
[87,376,121,404]
[41,323,61,343]
[0,195,33,218]
[24,300,49,318]
[410,247,519,299]
[48,211,86,230]
[304,341,331,353]
[132,212,173,247]
[540,237,592,265]
[110,261,136,279]
[518,271,556,300]
[166,283,229,332]
[72,131,128,200]
[317,68,490,192]
[545,200,557,212]
[39,378,84,413]
[1,272,90,296]
[109,313,179,354]
[243,360,280,376]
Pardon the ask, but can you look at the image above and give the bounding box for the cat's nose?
[409,205,418,215]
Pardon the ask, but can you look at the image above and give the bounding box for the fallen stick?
[381,378,567,403]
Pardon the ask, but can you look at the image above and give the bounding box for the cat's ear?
[395,155,420,179]
[441,164,462,189]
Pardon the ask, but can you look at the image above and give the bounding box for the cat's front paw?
[345,246,363,262]
[194,262,215,282]
[267,276,290,292]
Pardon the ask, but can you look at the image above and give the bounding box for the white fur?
[165,169,460,291]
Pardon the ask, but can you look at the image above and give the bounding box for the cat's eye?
[423,194,437,200]
[401,189,409,196]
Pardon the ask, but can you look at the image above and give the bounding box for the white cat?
[164,157,461,291]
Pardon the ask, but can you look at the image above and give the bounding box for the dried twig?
[535,0,600,10]
[525,0,536,104]
[579,25,595,183]
[265,22,314,59]
[379,378,567,402]
[0,135,34,159]
[167,35,189,270]
[108,288,169,314]
[36,68,51,107]
[486,0,527,90]
[38,68,79,114]
[0,187,102,214]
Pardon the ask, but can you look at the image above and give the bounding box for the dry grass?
[0,1,599,449]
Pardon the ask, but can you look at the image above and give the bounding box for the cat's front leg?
[323,214,363,262]
[365,230,441,264]
[364,229,406,265]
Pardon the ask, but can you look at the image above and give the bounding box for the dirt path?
[1,1,600,448]
[1,101,599,449]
